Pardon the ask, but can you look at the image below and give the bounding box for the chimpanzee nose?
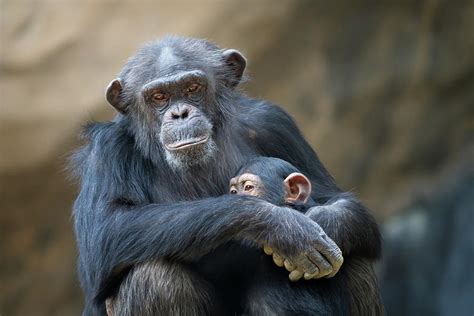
[170,105,190,120]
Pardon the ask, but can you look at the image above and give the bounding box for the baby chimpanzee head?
[229,157,312,206]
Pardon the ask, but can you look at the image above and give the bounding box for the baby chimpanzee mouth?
[165,135,209,151]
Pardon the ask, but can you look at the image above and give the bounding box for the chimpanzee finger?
[289,270,304,282]
[306,249,333,278]
[284,258,296,271]
[294,255,319,275]
[325,262,343,278]
[314,237,344,277]
[272,253,284,267]
[263,245,273,255]
[304,271,320,280]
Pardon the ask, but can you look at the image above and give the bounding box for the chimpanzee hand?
[260,206,343,281]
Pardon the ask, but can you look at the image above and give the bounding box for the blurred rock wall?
[1,1,473,315]
[380,173,473,315]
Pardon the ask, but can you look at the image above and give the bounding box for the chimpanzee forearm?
[76,194,335,303]
[306,192,381,259]
[101,196,270,264]
[82,195,263,300]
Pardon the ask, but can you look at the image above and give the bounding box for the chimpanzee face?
[104,38,246,169]
[144,68,217,169]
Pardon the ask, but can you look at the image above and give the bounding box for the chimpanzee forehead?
[236,173,262,184]
[159,46,178,66]
[157,46,199,72]
[124,42,220,86]
[156,44,221,75]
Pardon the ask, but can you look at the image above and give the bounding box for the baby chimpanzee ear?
[106,78,128,114]
[284,172,312,203]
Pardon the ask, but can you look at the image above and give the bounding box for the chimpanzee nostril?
[170,106,190,120]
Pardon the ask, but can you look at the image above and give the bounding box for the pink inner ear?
[284,173,312,203]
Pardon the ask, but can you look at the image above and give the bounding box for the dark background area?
[1,1,473,315]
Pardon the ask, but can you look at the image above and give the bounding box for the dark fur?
[70,36,382,315]
[232,157,383,315]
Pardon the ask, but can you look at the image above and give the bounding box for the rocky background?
[1,1,473,315]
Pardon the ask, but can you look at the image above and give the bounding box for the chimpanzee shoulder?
[237,97,293,122]
[235,98,298,141]
[234,97,336,192]
[72,120,128,174]
[71,118,156,208]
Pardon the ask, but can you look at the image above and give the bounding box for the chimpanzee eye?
[185,83,201,94]
[152,92,169,102]
[244,184,254,192]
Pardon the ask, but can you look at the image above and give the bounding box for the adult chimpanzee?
[71,36,381,315]
[228,157,383,315]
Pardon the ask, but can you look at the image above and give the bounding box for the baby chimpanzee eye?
[244,184,254,192]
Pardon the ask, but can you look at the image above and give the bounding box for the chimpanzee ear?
[222,49,247,88]
[106,78,128,114]
[284,172,312,204]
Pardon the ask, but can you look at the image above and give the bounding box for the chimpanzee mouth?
[165,135,209,151]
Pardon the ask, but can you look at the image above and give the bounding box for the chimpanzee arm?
[305,193,382,259]
[243,101,381,259]
[75,195,267,300]
[75,195,342,304]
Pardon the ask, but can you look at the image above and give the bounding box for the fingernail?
[263,245,273,255]
[284,259,295,271]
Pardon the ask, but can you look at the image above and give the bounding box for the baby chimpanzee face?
[229,157,312,205]
[229,173,266,198]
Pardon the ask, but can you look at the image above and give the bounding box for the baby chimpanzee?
[230,156,322,281]
[229,157,383,315]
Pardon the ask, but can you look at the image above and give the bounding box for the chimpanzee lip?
[165,135,209,151]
